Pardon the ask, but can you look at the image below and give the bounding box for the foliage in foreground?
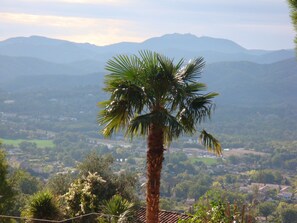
[98,194,136,223]
[288,0,297,46]
[0,147,15,214]
[63,172,107,216]
[21,190,61,222]
[178,192,255,223]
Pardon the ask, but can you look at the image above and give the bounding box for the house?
[278,192,293,201]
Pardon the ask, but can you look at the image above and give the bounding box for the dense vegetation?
[1,139,297,222]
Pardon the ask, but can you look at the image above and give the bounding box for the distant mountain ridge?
[203,58,297,106]
[0,33,294,63]
[2,57,297,109]
[1,33,296,146]
[0,33,295,84]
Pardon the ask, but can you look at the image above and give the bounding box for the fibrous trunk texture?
[146,124,164,223]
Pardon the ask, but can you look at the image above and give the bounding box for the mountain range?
[0,33,295,81]
[1,33,297,143]
[0,33,296,108]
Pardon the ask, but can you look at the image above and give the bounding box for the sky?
[0,0,295,50]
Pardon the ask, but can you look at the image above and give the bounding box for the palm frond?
[105,54,140,81]
[127,113,152,136]
[110,83,146,113]
[98,99,133,137]
[177,92,218,132]
[139,50,158,67]
[188,92,218,123]
[157,54,174,77]
[127,109,185,141]
[176,57,205,83]
[199,129,222,155]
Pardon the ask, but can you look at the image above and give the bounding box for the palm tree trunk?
[146,124,164,223]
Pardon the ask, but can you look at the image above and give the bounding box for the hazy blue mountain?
[2,57,296,109]
[0,33,294,67]
[203,58,297,106]
[0,36,102,63]
[0,55,95,83]
[256,49,295,63]
[141,33,246,53]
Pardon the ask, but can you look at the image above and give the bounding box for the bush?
[22,191,61,222]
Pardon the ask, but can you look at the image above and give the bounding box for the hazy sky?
[0,0,295,49]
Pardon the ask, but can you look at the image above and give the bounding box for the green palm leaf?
[199,129,222,155]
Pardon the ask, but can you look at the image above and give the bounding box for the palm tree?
[98,51,221,223]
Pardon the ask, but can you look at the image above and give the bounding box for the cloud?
[0,12,145,45]
[0,0,294,49]
[18,0,130,5]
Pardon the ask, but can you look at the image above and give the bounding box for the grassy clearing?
[0,138,55,148]
[189,157,218,165]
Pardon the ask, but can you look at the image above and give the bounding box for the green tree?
[46,172,74,196]
[280,207,297,223]
[78,152,137,201]
[98,51,221,222]
[9,169,42,216]
[276,202,297,223]
[77,152,114,179]
[63,172,107,216]
[288,0,297,47]
[0,147,14,217]
[258,201,277,221]
[10,169,41,195]
[178,192,250,223]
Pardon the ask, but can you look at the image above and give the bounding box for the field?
[0,138,55,148]
[189,157,218,165]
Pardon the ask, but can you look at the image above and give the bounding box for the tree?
[178,192,251,223]
[46,172,74,196]
[78,152,138,201]
[63,172,107,216]
[288,0,297,47]
[258,201,276,221]
[277,202,297,223]
[77,152,114,179]
[98,51,221,223]
[0,147,14,217]
[280,208,297,223]
[10,169,41,195]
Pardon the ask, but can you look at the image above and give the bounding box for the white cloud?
[0,12,145,45]
[0,0,294,49]
[18,0,131,6]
